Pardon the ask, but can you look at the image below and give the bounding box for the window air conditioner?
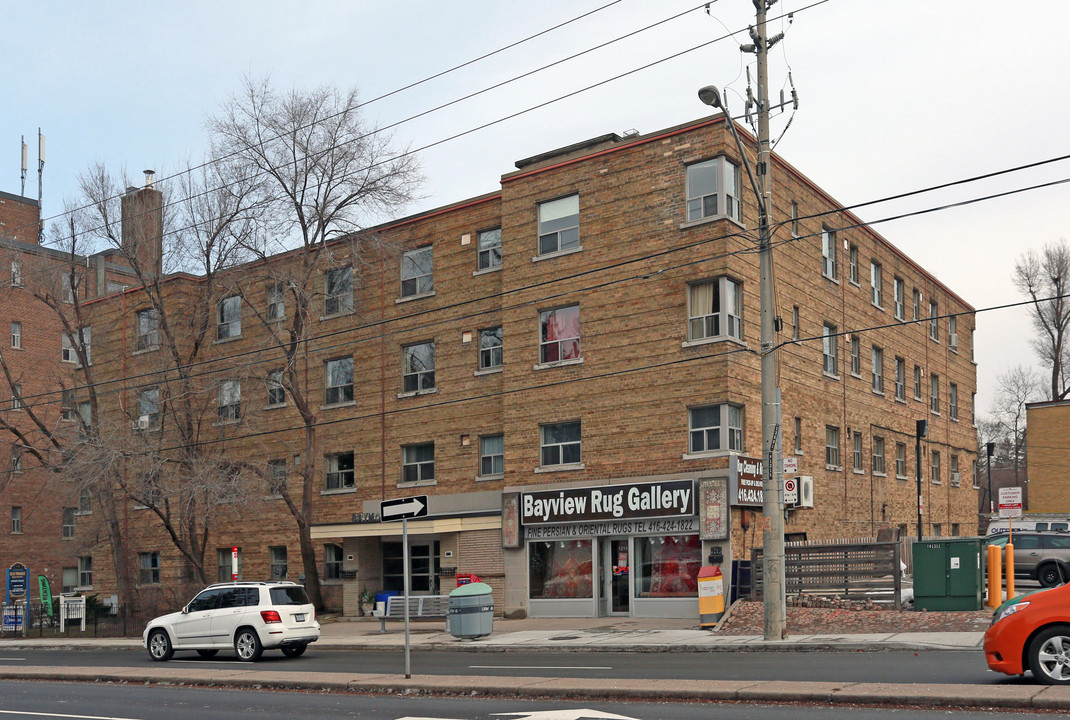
[949,333,958,349]
[951,472,961,486]
[135,416,150,430]
[796,475,814,508]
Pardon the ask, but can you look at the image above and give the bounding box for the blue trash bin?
[374,591,399,615]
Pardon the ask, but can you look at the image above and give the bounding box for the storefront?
[506,477,728,619]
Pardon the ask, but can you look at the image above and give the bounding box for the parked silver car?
[986,532,1070,587]
[142,581,320,661]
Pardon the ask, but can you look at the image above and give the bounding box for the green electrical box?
[912,537,984,611]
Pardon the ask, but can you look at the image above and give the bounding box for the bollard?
[987,544,1002,608]
[1005,543,1015,599]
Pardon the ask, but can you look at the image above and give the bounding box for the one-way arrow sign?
[380,495,428,522]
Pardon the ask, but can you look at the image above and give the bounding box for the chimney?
[120,170,163,279]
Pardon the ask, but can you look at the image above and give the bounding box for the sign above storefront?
[522,480,695,525]
[729,454,764,507]
[525,517,698,539]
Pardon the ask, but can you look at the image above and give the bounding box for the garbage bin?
[374,591,399,616]
[448,581,493,639]
[912,537,984,611]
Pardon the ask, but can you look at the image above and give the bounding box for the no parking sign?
[784,477,798,505]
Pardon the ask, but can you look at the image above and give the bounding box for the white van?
[986,515,1070,535]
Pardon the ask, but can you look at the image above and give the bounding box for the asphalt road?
[0,647,1014,685]
[0,680,1049,720]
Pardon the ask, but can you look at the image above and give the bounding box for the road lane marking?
[0,711,146,720]
[469,665,612,670]
[0,657,25,661]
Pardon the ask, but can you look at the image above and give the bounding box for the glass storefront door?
[382,540,440,594]
[600,537,630,615]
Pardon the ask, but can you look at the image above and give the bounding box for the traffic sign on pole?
[998,487,1023,519]
[380,495,428,522]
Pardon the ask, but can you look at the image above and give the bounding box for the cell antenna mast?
[20,136,28,196]
[37,129,45,241]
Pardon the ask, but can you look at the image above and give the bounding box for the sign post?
[380,495,428,679]
[998,487,1023,599]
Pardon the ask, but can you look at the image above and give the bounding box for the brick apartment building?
[6,114,979,619]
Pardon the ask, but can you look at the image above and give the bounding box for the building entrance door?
[382,540,440,594]
[600,537,630,616]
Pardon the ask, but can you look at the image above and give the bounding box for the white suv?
[143,581,320,662]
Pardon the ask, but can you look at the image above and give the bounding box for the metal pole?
[986,441,995,515]
[916,420,925,542]
[402,518,411,679]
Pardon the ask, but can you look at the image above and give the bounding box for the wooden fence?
[751,538,903,609]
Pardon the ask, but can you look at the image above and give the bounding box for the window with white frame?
[825,426,841,468]
[871,346,884,393]
[267,282,285,321]
[894,357,906,401]
[688,404,743,454]
[538,195,580,255]
[267,370,286,407]
[138,387,159,428]
[139,551,160,585]
[11,448,22,472]
[687,278,742,341]
[479,327,503,370]
[325,266,354,314]
[78,489,91,514]
[78,556,93,587]
[136,309,158,350]
[479,434,504,477]
[914,365,922,400]
[540,305,581,364]
[217,296,241,340]
[931,450,941,483]
[61,389,76,421]
[929,300,939,341]
[850,336,861,376]
[541,421,581,467]
[10,260,21,287]
[951,454,960,485]
[794,416,802,454]
[62,332,76,362]
[870,261,883,307]
[822,323,838,375]
[790,201,799,235]
[325,452,355,490]
[872,436,885,475]
[402,342,435,392]
[686,158,741,223]
[791,305,800,342]
[269,546,287,580]
[894,277,905,320]
[62,507,76,538]
[10,322,19,350]
[972,392,977,427]
[848,245,860,284]
[324,543,343,580]
[949,382,958,420]
[822,229,838,279]
[11,506,21,533]
[930,373,940,414]
[477,228,502,270]
[217,380,241,422]
[325,357,354,405]
[402,443,435,484]
[267,459,287,496]
[896,442,907,477]
[949,315,958,350]
[852,431,863,472]
[11,383,21,411]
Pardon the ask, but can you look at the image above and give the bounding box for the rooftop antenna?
[20,136,28,196]
[37,129,45,241]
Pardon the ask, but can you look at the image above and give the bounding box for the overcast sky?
[3,1,1069,416]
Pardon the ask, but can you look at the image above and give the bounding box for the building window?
[267,282,285,321]
[541,421,581,467]
[896,442,907,478]
[538,194,580,255]
[825,426,841,468]
[10,322,20,349]
[217,548,242,582]
[325,266,354,315]
[267,370,286,407]
[479,434,505,478]
[949,382,959,420]
[62,332,76,362]
[136,309,159,350]
[852,431,863,472]
[790,201,799,236]
[929,300,939,341]
[891,357,905,401]
[871,346,884,393]
[846,244,859,284]
[62,272,76,303]
[269,546,287,580]
[951,454,960,486]
[324,543,343,580]
[62,507,76,538]
[139,552,160,585]
[930,373,940,414]
[949,315,958,350]
[872,436,886,475]
[794,417,803,454]
[821,229,838,279]
[217,296,241,340]
[62,568,77,594]
[11,260,21,287]
[870,261,883,307]
[688,404,743,454]
[61,390,76,421]
[11,506,22,533]
[403,342,435,392]
[893,277,905,320]
[791,306,800,342]
[477,228,502,270]
[540,305,581,364]
[972,392,977,427]
[11,383,21,411]
[325,452,355,491]
[850,336,861,376]
[267,459,286,496]
[217,380,241,421]
[402,443,435,484]
[529,539,593,599]
[78,556,93,587]
[479,327,503,370]
[137,387,159,428]
[931,450,941,484]
[686,158,741,223]
[913,365,922,400]
[325,357,354,405]
[822,323,838,375]
[688,278,742,341]
[634,535,702,599]
[78,489,92,515]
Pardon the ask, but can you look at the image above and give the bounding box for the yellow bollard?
[987,544,1002,608]
[1005,543,1015,599]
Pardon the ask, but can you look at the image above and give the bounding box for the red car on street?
[984,582,1070,684]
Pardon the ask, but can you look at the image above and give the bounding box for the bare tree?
[208,77,422,608]
[1013,239,1070,400]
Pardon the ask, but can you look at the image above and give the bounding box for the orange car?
[984,582,1070,683]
